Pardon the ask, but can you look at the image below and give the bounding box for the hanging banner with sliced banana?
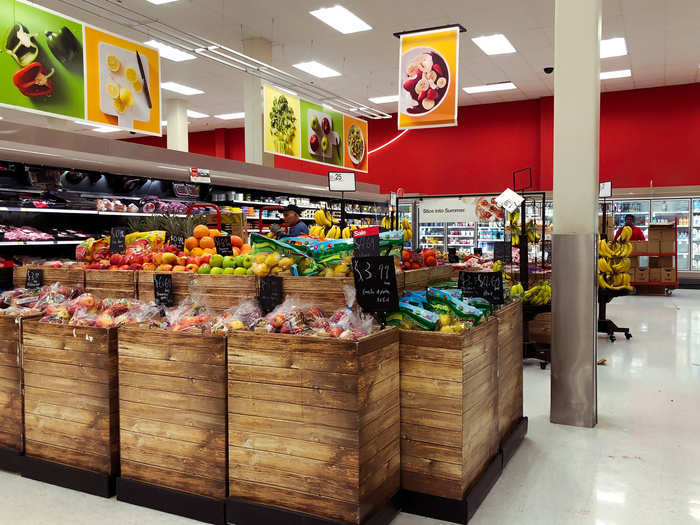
[597,226,634,291]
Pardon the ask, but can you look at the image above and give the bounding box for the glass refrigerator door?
[613,199,650,239]
[419,221,445,251]
[692,200,700,271]
[446,221,476,251]
[398,202,413,249]
[652,199,690,270]
[477,221,505,257]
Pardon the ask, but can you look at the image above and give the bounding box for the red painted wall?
[125,83,700,195]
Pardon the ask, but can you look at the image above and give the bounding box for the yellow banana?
[620,225,632,242]
[598,274,611,289]
[401,217,411,230]
[612,258,631,274]
[342,227,351,239]
[598,257,612,274]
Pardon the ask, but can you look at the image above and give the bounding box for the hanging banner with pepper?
[0,0,161,136]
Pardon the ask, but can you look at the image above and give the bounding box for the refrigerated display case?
[398,202,414,249]
[613,200,650,239]
[651,199,689,270]
[446,222,476,250]
[419,222,445,250]
[477,222,504,256]
[692,200,700,271]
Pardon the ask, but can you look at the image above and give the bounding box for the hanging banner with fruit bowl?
[398,26,459,129]
[263,84,368,173]
[0,0,161,136]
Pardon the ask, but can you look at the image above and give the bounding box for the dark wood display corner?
[0,446,23,473]
[21,456,115,497]
[117,477,226,525]
[399,417,528,525]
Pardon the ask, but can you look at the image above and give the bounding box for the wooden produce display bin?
[399,317,499,501]
[85,269,136,300]
[528,313,552,344]
[495,301,523,442]
[226,328,400,525]
[13,266,85,290]
[431,264,453,283]
[116,326,228,524]
[136,271,193,305]
[21,320,119,496]
[190,274,257,312]
[403,267,431,291]
[0,316,24,471]
[281,275,355,314]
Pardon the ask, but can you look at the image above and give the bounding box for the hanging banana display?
[522,282,552,306]
[597,226,634,291]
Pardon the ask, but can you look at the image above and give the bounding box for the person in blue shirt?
[270,204,309,238]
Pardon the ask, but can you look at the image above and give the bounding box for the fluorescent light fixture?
[596,490,625,505]
[161,120,167,126]
[293,61,341,78]
[215,112,245,120]
[600,69,631,79]
[144,40,195,62]
[161,81,204,96]
[186,109,209,118]
[146,0,179,4]
[600,37,627,58]
[463,82,517,94]
[309,5,371,34]
[92,126,120,133]
[471,34,516,55]
[369,95,398,104]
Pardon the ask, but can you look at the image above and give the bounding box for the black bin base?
[117,477,225,525]
[400,416,529,524]
[22,456,115,497]
[0,446,23,473]
[226,492,400,525]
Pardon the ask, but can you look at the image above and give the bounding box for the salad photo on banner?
[398,26,460,129]
[264,85,301,157]
[0,0,85,119]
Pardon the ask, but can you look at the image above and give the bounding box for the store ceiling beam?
[54,0,391,120]
[0,121,385,203]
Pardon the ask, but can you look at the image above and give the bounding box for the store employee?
[614,214,646,241]
[270,204,309,238]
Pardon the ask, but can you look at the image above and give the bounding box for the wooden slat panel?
[119,400,225,431]
[122,460,225,499]
[359,421,399,467]
[0,353,18,367]
[25,386,110,412]
[122,444,225,481]
[400,375,461,398]
[401,438,461,465]
[400,470,463,500]
[228,397,358,430]
[400,359,461,382]
[23,359,109,384]
[401,390,461,415]
[25,399,109,429]
[119,370,225,398]
[400,422,461,448]
[0,377,19,394]
[401,407,462,432]
[360,450,399,497]
[24,413,109,443]
[25,440,111,474]
[24,373,110,398]
[23,345,108,368]
[228,430,359,468]
[118,356,226,382]
[228,364,358,393]
[0,365,19,382]
[228,348,358,374]
[228,479,357,524]
[120,415,222,445]
[0,414,21,435]
[120,430,225,466]
[0,429,21,450]
[119,386,225,415]
[24,425,110,457]
[400,344,462,365]
[0,339,18,356]
[360,404,399,450]
[228,380,357,411]
[359,438,399,483]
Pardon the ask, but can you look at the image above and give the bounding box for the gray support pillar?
[550,0,601,428]
[166,99,188,152]
[243,38,274,166]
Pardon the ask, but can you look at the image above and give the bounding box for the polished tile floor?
[1,291,699,524]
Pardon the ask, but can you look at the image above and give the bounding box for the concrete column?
[166,98,188,152]
[243,37,273,166]
[550,0,601,428]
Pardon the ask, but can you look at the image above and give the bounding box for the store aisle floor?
[1,291,699,524]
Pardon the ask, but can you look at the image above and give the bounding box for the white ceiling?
[2,0,699,140]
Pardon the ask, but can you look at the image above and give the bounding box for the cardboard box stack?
[598,216,614,239]
[635,267,649,282]
[646,223,676,284]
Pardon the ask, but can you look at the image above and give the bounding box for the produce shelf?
[0,240,83,246]
[0,207,187,218]
[630,253,675,257]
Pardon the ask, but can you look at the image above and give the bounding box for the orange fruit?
[193,224,209,239]
[202,248,216,256]
[232,247,241,256]
[185,236,199,250]
[209,229,222,237]
[191,247,204,257]
[230,235,243,248]
[199,236,215,250]
[240,243,251,254]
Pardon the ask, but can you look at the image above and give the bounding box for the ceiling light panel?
[146,0,179,4]
[161,82,204,95]
[144,40,195,62]
[215,112,245,120]
[369,95,398,104]
[472,34,516,55]
[293,61,341,78]
[463,82,517,94]
[600,37,627,58]
[309,6,371,34]
[600,69,631,79]
[186,110,209,118]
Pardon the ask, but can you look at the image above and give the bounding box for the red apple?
[119,264,130,270]
[110,254,123,266]
[309,134,319,152]
[78,294,96,309]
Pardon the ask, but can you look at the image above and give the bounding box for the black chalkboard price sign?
[493,241,511,264]
[26,269,43,289]
[352,256,399,313]
[458,271,504,305]
[110,227,126,254]
[214,236,233,257]
[448,247,458,263]
[352,226,380,258]
[258,275,283,314]
[169,234,185,252]
[153,273,174,307]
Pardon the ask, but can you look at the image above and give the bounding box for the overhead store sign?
[263,84,368,173]
[419,196,478,223]
[495,188,524,213]
[0,0,161,135]
[397,26,459,129]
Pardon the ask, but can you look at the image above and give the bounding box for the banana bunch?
[509,210,521,246]
[597,234,634,291]
[493,260,503,272]
[341,225,359,239]
[619,225,632,242]
[326,225,341,239]
[598,273,632,291]
[510,282,524,298]
[309,225,325,237]
[523,282,552,306]
[314,208,333,227]
[400,217,413,242]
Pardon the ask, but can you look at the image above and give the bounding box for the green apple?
[222,256,236,269]
[233,267,247,276]
[321,135,329,152]
[311,115,320,132]
[223,267,235,275]
[210,267,224,275]
[242,255,253,269]
[245,268,253,275]
[197,264,211,274]
[209,254,224,268]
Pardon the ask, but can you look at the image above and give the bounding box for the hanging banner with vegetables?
[263,84,368,173]
[398,26,459,130]
[0,0,161,136]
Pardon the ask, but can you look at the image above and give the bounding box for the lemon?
[125,67,138,83]
[131,79,143,93]
[107,55,121,72]
[119,87,133,108]
[106,83,119,98]
[113,98,126,114]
